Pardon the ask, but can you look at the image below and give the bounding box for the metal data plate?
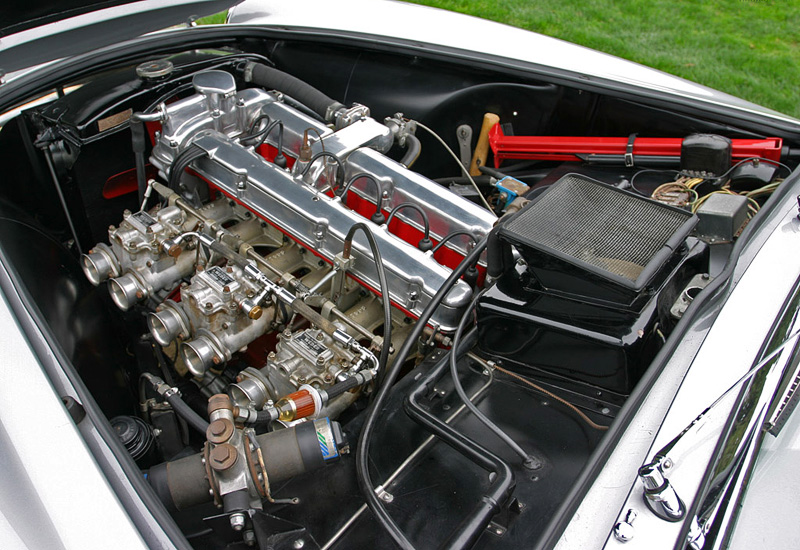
[190,132,480,331]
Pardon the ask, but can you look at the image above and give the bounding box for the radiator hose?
[243,62,345,123]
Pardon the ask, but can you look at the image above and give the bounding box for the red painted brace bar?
[488,124,783,166]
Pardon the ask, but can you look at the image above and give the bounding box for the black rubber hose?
[164,391,210,435]
[434,175,496,187]
[343,223,392,379]
[355,239,487,550]
[435,171,550,186]
[141,374,210,435]
[431,230,477,254]
[254,410,274,425]
[246,63,344,123]
[400,134,421,168]
[485,226,513,281]
[338,173,384,224]
[325,375,362,400]
[450,290,539,468]
[476,164,508,179]
[404,329,515,550]
[131,120,147,203]
[384,203,431,251]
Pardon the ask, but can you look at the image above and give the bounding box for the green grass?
[196,12,227,25]
[407,0,800,119]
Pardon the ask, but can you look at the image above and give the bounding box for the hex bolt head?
[206,418,234,444]
[229,512,246,531]
[248,306,263,320]
[209,443,238,471]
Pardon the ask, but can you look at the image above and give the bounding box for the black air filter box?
[495,174,697,305]
[478,174,703,394]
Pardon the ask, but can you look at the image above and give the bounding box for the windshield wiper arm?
[638,325,800,521]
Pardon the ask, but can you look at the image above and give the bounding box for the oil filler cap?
[136,59,174,81]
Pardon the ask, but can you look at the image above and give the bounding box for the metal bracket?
[313,221,328,245]
[456,124,473,169]
[233,167,248,197]
[625,133,637,167]
[486,498,524,537]
[331,253,353,304]
[406,278,423,309]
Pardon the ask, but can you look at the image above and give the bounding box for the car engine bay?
[0,38,797,550]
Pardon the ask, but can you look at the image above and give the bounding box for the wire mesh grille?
[502,174,694,284]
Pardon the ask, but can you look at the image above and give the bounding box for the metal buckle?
[625,133,637,167]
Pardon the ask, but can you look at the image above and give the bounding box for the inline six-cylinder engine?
[80,67,495,527]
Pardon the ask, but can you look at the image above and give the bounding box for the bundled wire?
[168,144,207,192]
[651,180,699,207]
[643,157,792,217]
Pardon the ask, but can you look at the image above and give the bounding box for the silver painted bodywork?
[728,386,800,549]
[0,289,150,550]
